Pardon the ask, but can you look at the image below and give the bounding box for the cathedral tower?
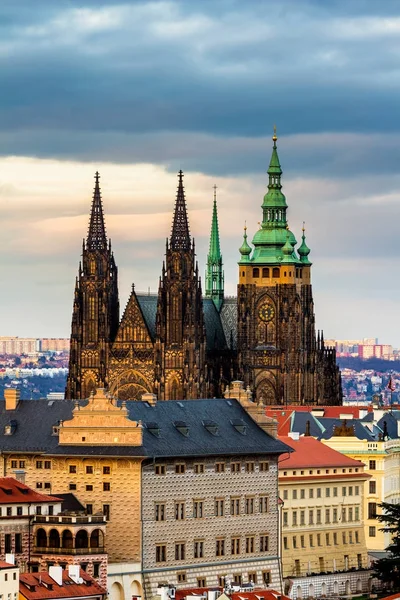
[65,173,119,399]
[237,131,341,405]
[154,171,207,400]
[205,186,224,311]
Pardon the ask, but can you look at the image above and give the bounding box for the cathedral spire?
[170,170,191,251]
[87,171,107,251]
[205,185,224,311]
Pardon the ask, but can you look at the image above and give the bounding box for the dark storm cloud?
[1,0,400,177]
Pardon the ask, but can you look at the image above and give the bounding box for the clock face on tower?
[258,301,275,323]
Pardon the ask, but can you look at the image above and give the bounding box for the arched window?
[284,271,287,277]
[36,528,47,548]
[49,529,60,548]
[90,529,104,549]
[262,267,269,277]
[62,529,73,549]
[252,268,259,278]
[75,530,89,549]
[272,267,279,278]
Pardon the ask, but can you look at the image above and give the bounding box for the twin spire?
[87,171,107,251]
[170,170,191,251]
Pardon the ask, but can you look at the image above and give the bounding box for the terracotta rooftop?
[278,436,365,469]
[19,569,106,600]
[175,589,289,600]
[0,560,16,569]
[0,477,61,505]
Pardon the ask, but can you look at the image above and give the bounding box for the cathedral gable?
[114,288,153,347]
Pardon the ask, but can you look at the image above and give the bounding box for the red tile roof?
[176,588,222,600]
[0,477,61,504]
[231,591,291,600]
[278,436,365,469]
[0,560,16,569]
[19,570,106,600]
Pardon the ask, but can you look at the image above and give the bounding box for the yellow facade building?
[278,435,370,578]
[322,435,386,551]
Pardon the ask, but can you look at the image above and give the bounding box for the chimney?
[49,565,63,586]
[141,392,157,406]
[5,553,15,565]
[305,420,311,436]
[68,564,82,584]
[4,389,20,411]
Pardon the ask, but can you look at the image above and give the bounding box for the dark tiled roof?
[0,398,289,459]
[220,297,237,349]
[377,412,399,439]
[291,412,325,438]
[318,417,377,441]
[136,295,157,340]
[55,493,86,513]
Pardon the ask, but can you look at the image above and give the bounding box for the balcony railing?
[33,546,106,555]
[33,515,106,525]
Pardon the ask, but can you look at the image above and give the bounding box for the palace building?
[65,133,341,405]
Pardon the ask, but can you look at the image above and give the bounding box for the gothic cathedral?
[66,133,342,405]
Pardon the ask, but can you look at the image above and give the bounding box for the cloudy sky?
[1,0,400,344]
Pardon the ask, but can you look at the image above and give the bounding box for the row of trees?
[374,502,400,589]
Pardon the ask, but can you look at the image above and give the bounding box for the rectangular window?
[36,460,43,469]
[215,499,224,516]
[7,506,12,516]
[355,531,359,543]
[342,486,347,497]
[309,488,314,499]
[69,483,76,490]
[36,482,43,489]
[177,573,187,583]
[293,536,297,549]
[86,485,93,491]
[69,465,77,473]
[259,461,269,472]
[245,497,254,514]
[17,506,23,516]
[193,500,204,518]
[19,461,25,468]
[349,507,353,522]
[316,488,321,498]
[292,489,297,500]
[349,531,353,544]
[369,526,376,537]
[342,507,346,522]
[316,509,321,524]
[326,533,330,546]
[156,544,167,562]
[263,571,271,585]
[36,506,41,515]
[333,532,338,545]
[5,534,12,553]
[245,536,255,553]
[309,510,314,525]
[260,535,269,552]
[44,482,50,489]
[259,495,268,513]
[309,534,314,548]
[349,486,353,496]
[369,460,376,470]
[325,487,330,497]
[175,463,185,474]
[103,482,110,491]
[48,506,53,516]
[93,563,100,578]
[248,573,257,584]
[355,485,359,495]
[368,502,377,519]
[11,460,17,469]
[292,511,297,526]
[44,461,51,469]
[216,538,225,556]
[231,537,240,555]
[103,466,110,474]
[300,489,305,499]
[317,533,321,546]
[369,481,376,494]
[103,504,110,520]
[175,543,185,561]
[231,462,241,473]
[155,503,166,522]
[333,508,338,523]
[283,537,288,550]
[175,502,185,520]
[197,578,206,587]
[215,462,225,473]
[86,465,93,474]
[15,533,22,553]
[283,511,288,527]
[86,504,93,515]
[246,462,255,472]
[231,497,240,516]
[194,540,204,558]
[300,510,305,525]
[333,487,338,497]
[325,508,330,523]
[355,506,360,521]
[300,535,305,548]
[342,532,347,544]
[155,464,166,475]
[283,490,288,500]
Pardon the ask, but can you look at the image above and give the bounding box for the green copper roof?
[238,129,305,267]
[205,186,224,311]
[298,225,312,265]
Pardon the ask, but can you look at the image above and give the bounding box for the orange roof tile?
[278,436,365,469]
[19,570,106,600]
[0,477,61,504]
[0,560,16,569]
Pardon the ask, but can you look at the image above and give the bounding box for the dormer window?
[231,418,247,435]
[202,420,219,436]
[174,421,189,437]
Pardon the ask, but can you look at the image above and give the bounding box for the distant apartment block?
[358,344,393,360]
[326,338,393,360]
[39,338,70,352]
[0,337,38,354]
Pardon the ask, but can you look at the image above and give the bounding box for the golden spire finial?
[244,220,247,233]
[272,124,278,143]
[302,220,306,234]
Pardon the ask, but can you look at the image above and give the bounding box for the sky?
[1,0,400,343]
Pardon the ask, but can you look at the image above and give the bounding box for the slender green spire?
[205,185,224,311]
[298,222,312,265]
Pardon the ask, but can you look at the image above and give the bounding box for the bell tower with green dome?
[237,130,342,406]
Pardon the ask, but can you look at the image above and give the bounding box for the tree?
[373,502,400,589]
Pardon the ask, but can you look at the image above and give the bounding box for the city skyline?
[1,1,400,343]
